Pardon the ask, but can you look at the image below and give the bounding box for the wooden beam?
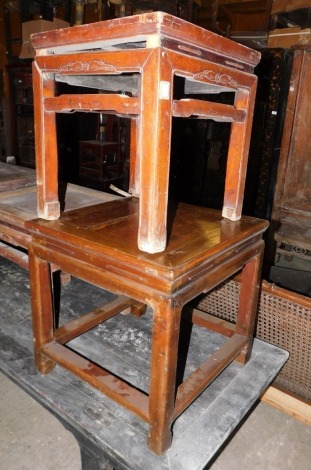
[173,99,246,122]
[174,334,248,419]
[189,307,237,337]
[261,386,311,426]
[44,94,139,115]
[0,242,29,270]
[55,295,138,344]
[55,73,140,94]
[42,341,150,422]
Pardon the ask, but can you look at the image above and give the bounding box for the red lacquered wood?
[29,12,265,454]
[32,12,260,253]
[27,200,268,455]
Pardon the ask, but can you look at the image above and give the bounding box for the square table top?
[31,11,260,69]
[27,197,268,280]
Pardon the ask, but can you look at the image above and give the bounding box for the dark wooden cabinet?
[7,63,35,167]
[79,137,124,191]
[269,46,311,295]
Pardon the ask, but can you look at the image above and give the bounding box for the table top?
[31,11,260,69]
[0,163,36,192]
[27,197,269,269]
[0,257,288,470]
[0,183,119,230]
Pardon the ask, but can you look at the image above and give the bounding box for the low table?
[0,183,118,269]
[27,198,269,454]
[0,257,288,469]
[0,162,36,192]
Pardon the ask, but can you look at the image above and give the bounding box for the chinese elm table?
[27,198,269,455]
[0,256,288,469]
[31,11,261,253]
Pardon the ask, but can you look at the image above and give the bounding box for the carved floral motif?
[193,70,237,88]
[59,60,117,73]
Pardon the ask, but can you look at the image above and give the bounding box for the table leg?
[138,49,173,253]
[235,243,264,364]
[32,63,60,220]
[222,82,257,222]
[129,117,140,197]
[148,298,182,455]
[28,247,55,374]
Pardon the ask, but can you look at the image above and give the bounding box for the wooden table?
[31,11,261,253]
[0,162,36,192]
[27,198,268,455]
[0,256,288,469]
[0,183,118,269]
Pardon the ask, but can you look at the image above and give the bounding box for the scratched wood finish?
[0,183,118,269]
[0,257,289,469]
[0,162,36,192]
[27,200,268,454]
[31,11,260,253]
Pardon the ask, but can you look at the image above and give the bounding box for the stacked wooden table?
[31,11,260,253]
[27,197,269,455]
[0,256,289,469]
[0,162,36,191]
[18,11,282,459]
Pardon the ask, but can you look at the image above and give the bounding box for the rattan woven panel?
[195,279,311,403]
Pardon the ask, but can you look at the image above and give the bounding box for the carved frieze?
[59,60,117,73]
[193,70,238,88]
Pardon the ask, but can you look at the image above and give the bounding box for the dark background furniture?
[268,46,311,295]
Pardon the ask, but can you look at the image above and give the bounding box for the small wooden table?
[31,11,261,253]
[0,162,36,192]
[0,256,288,469]
[27,199,268,455]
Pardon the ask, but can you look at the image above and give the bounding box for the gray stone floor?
[1,372,310,470]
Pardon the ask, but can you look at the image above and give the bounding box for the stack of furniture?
[25,12,274,457]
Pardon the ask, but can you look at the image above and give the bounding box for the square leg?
[28,246,55,374]
[138,49,173,253]
[32,63,60,220]
[235,249,264,364]
[148,298,182,455]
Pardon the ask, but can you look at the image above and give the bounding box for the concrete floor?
[1,372,310,470]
